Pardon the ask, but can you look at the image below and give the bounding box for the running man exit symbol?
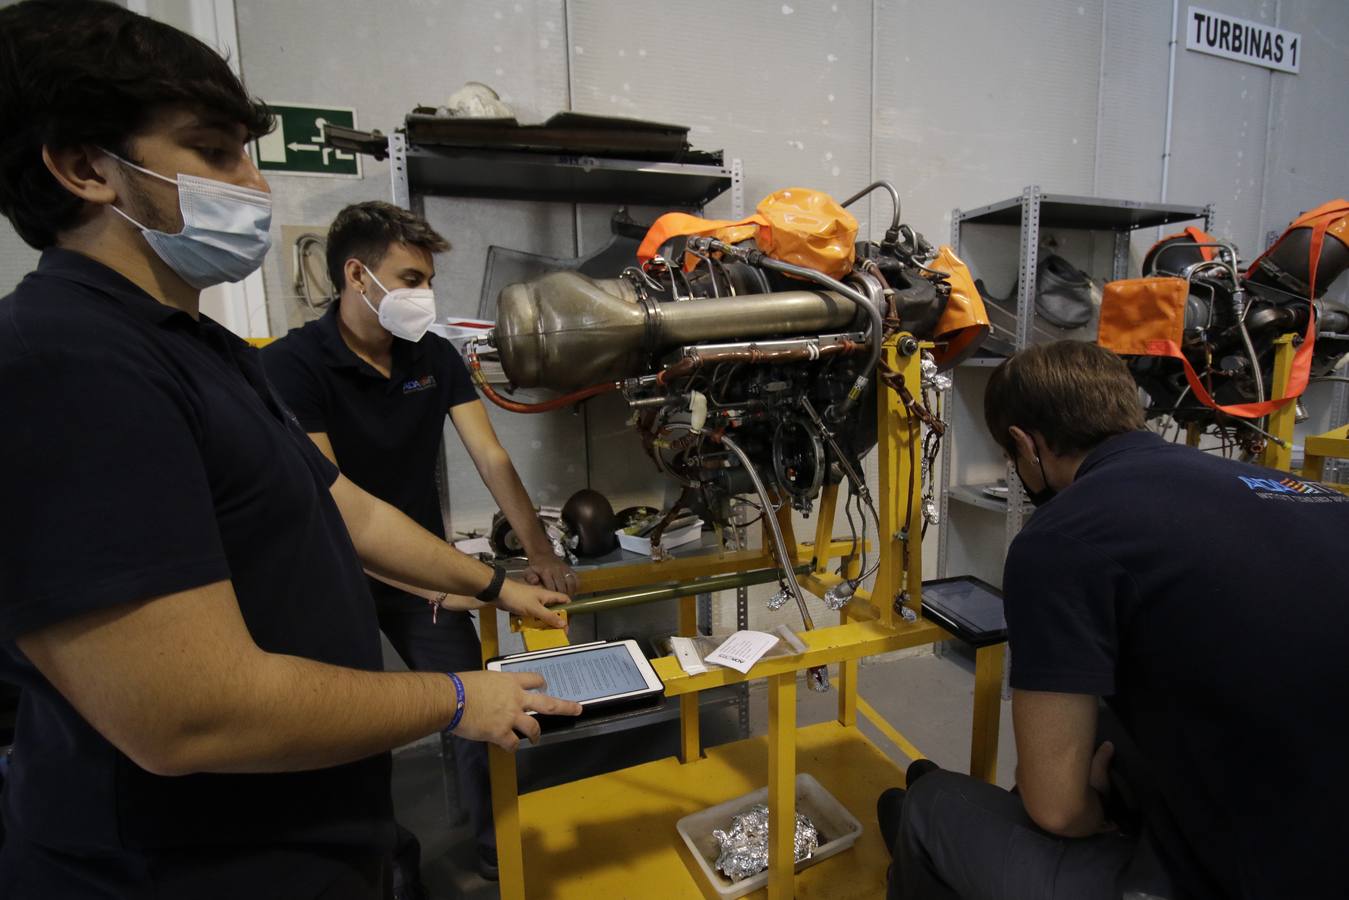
[255,103,362,177]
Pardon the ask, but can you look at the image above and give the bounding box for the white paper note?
[452,537,495,556]
[704,630,781,674]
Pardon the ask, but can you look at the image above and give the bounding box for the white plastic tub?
[675,773,863,898]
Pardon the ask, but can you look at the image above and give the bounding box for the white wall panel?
[873,0,1105,243]
[1095,0,1170,203]
[1166,0,1274,251]
[1258,0,1349,251]
[567,0,877,231]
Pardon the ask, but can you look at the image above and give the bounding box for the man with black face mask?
[877,340,1349,900]
[1010,432,1058,508]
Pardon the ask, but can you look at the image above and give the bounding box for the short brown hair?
[325,202,450,300]
[984,341,1145,457]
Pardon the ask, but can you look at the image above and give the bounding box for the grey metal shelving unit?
[937,186,1214,578]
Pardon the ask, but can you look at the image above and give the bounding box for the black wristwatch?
[475,564,507,603]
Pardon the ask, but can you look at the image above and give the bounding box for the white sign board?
[1186,7,1301,74]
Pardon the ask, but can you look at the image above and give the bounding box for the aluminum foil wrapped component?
[712,804,820,882]
[921,352,952,392]
[823,580,855,611]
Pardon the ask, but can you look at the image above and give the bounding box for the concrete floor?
[392,646,1016,899]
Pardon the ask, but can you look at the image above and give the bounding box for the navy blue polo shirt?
[260,306,477,608]
[0,250,393,898]
[1003,430,1349,900]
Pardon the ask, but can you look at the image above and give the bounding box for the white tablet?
[485,639,664,711]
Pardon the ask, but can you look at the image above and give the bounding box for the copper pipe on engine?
[655,356,699,386]
[470,336,862,411]
[654,341,862,386]
[467,344,619,414]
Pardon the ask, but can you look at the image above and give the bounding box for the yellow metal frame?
[480,334,1007,899]
[1259,334,1298,472]
[1300,424,1349,494]
[1262,334,1349,494]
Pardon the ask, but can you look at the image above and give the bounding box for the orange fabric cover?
[752,188,857,279]
[636,187,858,279]
[927,246,989,369]
[635,212,761,269]
[1098,277,1313,419]
[1245,198,1349,298]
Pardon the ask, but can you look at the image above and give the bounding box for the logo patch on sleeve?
[1237,475,1348,502]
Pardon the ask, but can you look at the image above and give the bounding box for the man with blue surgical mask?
[100,147,274,289]
[263,202,576,889]
[0,4,579,899]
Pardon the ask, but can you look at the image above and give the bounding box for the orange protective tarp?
[927,246,989,369]
[636,187,858,280]
[1246,198,1349,297]
[1098,277,1313,419]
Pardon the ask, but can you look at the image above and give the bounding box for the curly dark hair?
[325,202,451,301]
[0,0,274,249]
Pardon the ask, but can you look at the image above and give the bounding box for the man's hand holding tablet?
[485,640,664,727]
[451,671,583,750]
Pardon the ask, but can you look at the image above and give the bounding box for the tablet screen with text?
[497,644,650,703]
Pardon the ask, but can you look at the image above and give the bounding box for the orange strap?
[1152,226,1216,263]
[1184,226,1215,262]
[1147,316,1314,419]
[1246,199,1349,298]
[1099,277,1314,419]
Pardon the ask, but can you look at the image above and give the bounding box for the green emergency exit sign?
[254,102,362,178]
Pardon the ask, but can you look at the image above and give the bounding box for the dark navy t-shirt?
[0,250,393,898]
[261,306,477,608]
[1004,430,1349,900]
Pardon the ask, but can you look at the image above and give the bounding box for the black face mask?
[1013,439,1057,507]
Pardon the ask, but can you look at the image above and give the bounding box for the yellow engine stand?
[480,334,1007,899]
[1261,334,1349,494]
[1298,422,1349,494]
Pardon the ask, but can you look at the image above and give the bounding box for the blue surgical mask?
[103,150,272,290]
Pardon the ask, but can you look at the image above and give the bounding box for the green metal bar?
[565,565,812,617]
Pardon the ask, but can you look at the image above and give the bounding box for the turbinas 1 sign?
[1186,7,1301,75]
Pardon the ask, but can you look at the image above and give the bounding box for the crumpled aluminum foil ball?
[712,804,819,882]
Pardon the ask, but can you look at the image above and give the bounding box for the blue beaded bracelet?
[445,672,466,733]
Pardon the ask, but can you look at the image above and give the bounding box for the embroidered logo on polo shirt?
[402,374,437,394]
[1237,475,1348,502]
